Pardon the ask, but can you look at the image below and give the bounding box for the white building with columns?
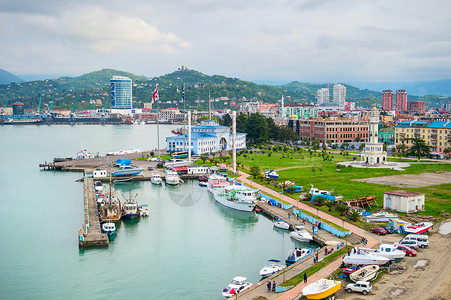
[361,107,387,165]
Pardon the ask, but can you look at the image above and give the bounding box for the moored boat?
[349,265,379,282]
[199,181,208,187]
[274,219,290,230]
[213,185,257,212]
[259,259,285,277]
[302,279,341,299]
[94,181,103,192]
[121,192,140,219]
[222,276,253,298]
[290,225,313,242]
[285,248,312,265]
[101,222,116,236]
[207,173,231,194]
[150,173,163,185]
[99,193,122,223]
[165,170,182,185]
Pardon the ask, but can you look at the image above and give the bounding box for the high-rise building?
[111,76,132,109]
[316,88,329,105]
[407,101,426,114]
[333,84,346,108]
[395,89,407,111]
[382,90,393,111]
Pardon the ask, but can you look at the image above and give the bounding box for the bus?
[171,151,189,159]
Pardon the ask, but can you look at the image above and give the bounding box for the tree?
[355,136,361,143]
[246,113,269,144]
[444,147,451,159]
[313,195,326,206]
[200,155,208,164]
[250,165,261,179]
[359,143,365,151]
[311,166,316,175]
[286,185,297,194]
[396,143,407,155]
[318,167,323,174]
[325,200,335,211]
[404,137,430,161]
[347,210,360,221]
[236,113,248,133]
[219,113,232,126]
[335,202,349,216]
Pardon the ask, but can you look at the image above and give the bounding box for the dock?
[78,173,109,247]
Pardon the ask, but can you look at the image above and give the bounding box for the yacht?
[150,173,163,185]
[164,159,192,168]
[286,248,312,265]
[213,185,257,212]
[360,244,406,262]
[342,251,390,265]
[112,165,144,176]
[290,225,313,242]
[165,171,182,185]
[259,259,286,277]
[207,173,231,194]
[222,276,253,298]
[274,219,290,230]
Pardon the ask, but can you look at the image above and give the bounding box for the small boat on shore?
[101,221,116,236]
[222,276,253,298]
[404,222,433,234]
[364,211,399,223]
[274,219,290,230]
[150,173,163,185]
[113,165,144,176]
[285,248,312,265]
[360,244,406,262]
[94,181,103,192]
[290,225,313,242]
[302,279,341,299]
[349,265,379,282]
[259,259,285,277]
[342,252,390,265]
[265,170,279,179]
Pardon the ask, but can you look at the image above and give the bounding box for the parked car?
[147,166,153,171]
[382,225,394,234]
[394,240,420,249]
[346,281,372,295]
[395,244,417,257]
[370,227,388,235]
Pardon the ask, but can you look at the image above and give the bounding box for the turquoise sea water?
[0,125,318,299]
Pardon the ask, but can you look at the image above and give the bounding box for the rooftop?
[384,190,424,197]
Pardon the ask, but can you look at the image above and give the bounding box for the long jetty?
[78,172,109,247]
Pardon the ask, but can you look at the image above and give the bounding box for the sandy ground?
[336,224,451,300]
[354,171,451,188]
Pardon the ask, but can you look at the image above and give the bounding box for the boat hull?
[151,179,162,185]
[122,213,139,219]
[290,231,313,242]
[214,193,255,212]
[304,281,341,299]
[274,221,290,230]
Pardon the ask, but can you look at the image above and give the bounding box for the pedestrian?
[272,280,276,292]
[267,280,271,293]
[318,222,321,230]
[325,247,328,255]
[348,249,351,256]
[304,273,308,283]
[288,212,291,219]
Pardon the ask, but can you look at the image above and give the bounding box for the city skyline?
[0,1,450,84]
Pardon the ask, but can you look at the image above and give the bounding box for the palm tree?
[200,154,208,164]
[347,210,360,221]
[335,202,349,216]
[250,166,261,179]
[444,147,451,160]
[325,200,335,211]
[313,195,327,207]
[404,137,430,161]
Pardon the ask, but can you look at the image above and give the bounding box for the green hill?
[0,68,23,85]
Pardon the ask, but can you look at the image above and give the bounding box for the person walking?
[272,280,276,292]
[267,280,272,293]
[304,273,307,283]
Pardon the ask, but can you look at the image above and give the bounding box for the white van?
[401,234,429,248]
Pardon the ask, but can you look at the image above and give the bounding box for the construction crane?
[104,95,108,110]
[1,99,7,114]
[72,95,78,113]
[37,94,42,114]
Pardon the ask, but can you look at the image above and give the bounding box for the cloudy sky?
[0,0,450,83]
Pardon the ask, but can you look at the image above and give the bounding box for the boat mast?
[157,96,160,159]
[232,111,236,173]
[188,110,191,162]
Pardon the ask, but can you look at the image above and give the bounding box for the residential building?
[288,116,368,143]
[382,90,393,111]
[110,76,132,109]
[166,120,246,155]
[239,102,260,114]
[316,88,330,105]
[407,101,426,114]
[333,84,346,108]
[379,128,395,144]
[280,105,318,119]
[395,90,407,111]
[361,107,387,165]
[345,102,355,111]
[394,119,451,154]
[384,190,425,213]
[442,103,451,111]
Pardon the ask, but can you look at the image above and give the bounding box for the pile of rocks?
[404,214,437,223]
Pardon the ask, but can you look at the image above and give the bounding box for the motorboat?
[342,251,390,265]
[113,177,132,183]
[302,279,341,299]
[259,259,286,277]
[222,276,253,298]
[404,222,433,234]
[139,205,149,217]
[164,159,192,168]
[360,244,406,262]
[96,193,105,205]
[349,265,379,282]
[94,181,103,192]
[309,184,330,196]
[290,225,313,242]
[106,148,142,156]
[207,173,231,194]
[121,192,139,219]
[213,185,257,212]
[198,175,208,182]
[165,171,182,185]
[364,211,399,223]
[199,181,208,187]
[101,222,116,236]
[274,219,290,230]
[150,173,163,185]
[112,165,144,176]
[265,170,279,179]
[285,248,312,265]
[76,149,95,160]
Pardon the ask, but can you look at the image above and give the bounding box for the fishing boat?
[290,225,313,242]
[150,173,163,185]
[207,173,231,194]
[222,276,253,298]
[213,185,257,212]
[99,193,122,223]
[342,251,390,265]
[403,222,433,234]
[302,279,341,299]
[360,244,406,262]
[101,222,116,236]
[364,211,399,223]
[165,170,182,185]
[112,165,144,176]
[121,192,140,219]
[285,248,312,265]
[259,259,285,277]
[349,265,379,282]
[274,219,290,230]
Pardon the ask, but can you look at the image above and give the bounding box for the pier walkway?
[78,173,108,247]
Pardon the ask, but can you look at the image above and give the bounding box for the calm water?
[0,125,318,299]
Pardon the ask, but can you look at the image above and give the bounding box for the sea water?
[0,125,318,299]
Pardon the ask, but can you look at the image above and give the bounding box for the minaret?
[281,95,284,117]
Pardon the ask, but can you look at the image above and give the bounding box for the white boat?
[96,193,105,205]
[265,170,279,179]
[349,265,379,282]
[274,219,290,230]
[199,181,208,187]
[342,251,390,265]
[302,279,341,299]
[165,171,182,185]
[309,184,330,196]
[213,186,257,212]
[113,165,144,176]
[222,276,253,298]
[403,222,433,234]
[360,244,406,262]
[101,222,116,236]
[164,158,192,168]
[139,205,149,217]
[150,173,163,185]
[106,148,142,156]
[285,248,312,265]
[94,181,103,192]
[364,211,399,223]
[259,259,285,277]
[207,173,231,194]
[76,149,95,160]
[290,225,313,242]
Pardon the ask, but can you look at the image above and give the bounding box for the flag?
[152,84,159,104]
[181,84,185,103]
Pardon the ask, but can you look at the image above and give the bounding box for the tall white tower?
[317,88,329,105]
[333,84,346,108]
[361,107,387,165]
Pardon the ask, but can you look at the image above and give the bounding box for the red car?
[395,244,417,257]
[370,227,388,235]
